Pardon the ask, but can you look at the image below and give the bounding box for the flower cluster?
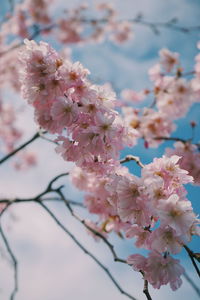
[0,1,200,297]
[121,47,200,148]
[19,39,200,291]
[70,155,199,290]
[20,39,138,174]
[166,141,200,185]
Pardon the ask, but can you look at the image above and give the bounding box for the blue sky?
[0,1,200,300]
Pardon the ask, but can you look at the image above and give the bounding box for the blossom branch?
[0,24,56,57]
[129,17,200,34]
[1,174,199,299]
[38,201,137,300]
[80,16,200,34]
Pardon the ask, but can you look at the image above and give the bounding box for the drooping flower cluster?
[70,155,199,290]
[127,252,184,291]
[20,39,138,174]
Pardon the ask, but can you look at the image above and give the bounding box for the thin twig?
[38,202,137,300]
[0,208,18,300]
[39,133,58,145]
[184,245,200,278]
[120,155,144,168]
[154,136,190,143]
[0,132,40,165]
[46,172,69,191]
[57,189,126,264]
[0,197,84,207]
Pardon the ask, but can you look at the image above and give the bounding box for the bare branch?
[0,209,18,300]
[56,189,127,264]
[46,172,69,191]
[0,132,40,165]
[38,201,137,300]
[184,245,200,278]
[0,197,84,207]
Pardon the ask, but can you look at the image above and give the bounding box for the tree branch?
[0,197,84,207]
[38,201,137,300]
[56,189,127,264]
[143,279,152,300]
[184,245,200,278]
[0,132,40,165]
[0,206,18,300]
[120,155,144,168]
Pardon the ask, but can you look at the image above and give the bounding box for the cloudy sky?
[0,0,200,300]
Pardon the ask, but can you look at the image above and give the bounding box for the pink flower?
[157,194,196,235]
[149,226,183,254]
[51,96,78,131]
[127,254,147,271]
[116,175,151,226]
[145,252,184,291]
[159,48,179,72]
[121,89,146,103]
[165,142,200,185]
[142,155,193,189]
[128,252,184,291]
[126,225,151,249]
[109,21,133,44]
[140,109,175,147]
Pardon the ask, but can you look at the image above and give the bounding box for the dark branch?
[184,245,200,278]
[56,189,127,264]
[0,132,40,165]
[38,202,137,300]
[0,207,18,300]
[0,197,84,207]
[143,279,152,300]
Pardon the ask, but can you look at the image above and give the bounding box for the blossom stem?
[143,279,152,300]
